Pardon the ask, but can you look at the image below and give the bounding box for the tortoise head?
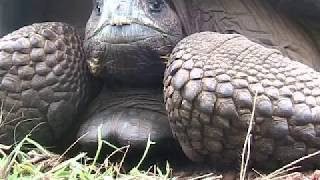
[84,0,183,85]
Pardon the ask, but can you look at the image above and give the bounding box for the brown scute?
[172,0,320,70]
[164,32,320,168]
[0,22,91,145]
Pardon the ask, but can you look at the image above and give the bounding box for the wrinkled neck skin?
[84,0,184,87]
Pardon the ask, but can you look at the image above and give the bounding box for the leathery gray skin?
[84,0,183,85]
[77,88,175,154]
[77,0,184,152]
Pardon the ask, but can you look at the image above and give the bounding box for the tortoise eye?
[149,0,164,13]
[95,0,102,16]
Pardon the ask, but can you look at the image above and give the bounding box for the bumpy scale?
[164,32,320,168]
[0,23,91,145]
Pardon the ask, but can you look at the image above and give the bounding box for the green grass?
[1,97,320,179]
[0,126,174,180]
[1,134,320,180]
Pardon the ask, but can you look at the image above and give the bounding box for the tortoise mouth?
[84,23,181,82]
[86,23,177,45]
[86,43,166,86]
[84,15,183,84]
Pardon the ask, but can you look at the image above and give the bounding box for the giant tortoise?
[0,0,320,169]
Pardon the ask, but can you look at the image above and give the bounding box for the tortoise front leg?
[164,32,320,168]
[0,22,92,146]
